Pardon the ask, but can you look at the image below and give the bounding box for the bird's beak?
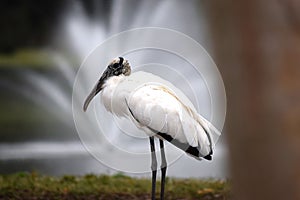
[83,77,105,112]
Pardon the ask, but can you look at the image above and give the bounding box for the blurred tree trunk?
[204,1,300,200]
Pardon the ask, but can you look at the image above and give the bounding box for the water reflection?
[0,141,228,178]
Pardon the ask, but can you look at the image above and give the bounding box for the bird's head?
[83,57,131,111]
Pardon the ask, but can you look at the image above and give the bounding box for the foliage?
[0,49,53,68]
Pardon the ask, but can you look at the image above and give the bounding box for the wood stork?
[83,57,217,200]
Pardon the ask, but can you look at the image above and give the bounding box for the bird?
[83,57,219,200]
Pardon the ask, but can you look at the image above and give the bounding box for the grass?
[0,172,230,200]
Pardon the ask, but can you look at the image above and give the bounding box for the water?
[0,0,228,178]
[0,141,228,178]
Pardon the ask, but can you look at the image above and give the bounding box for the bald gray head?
[83,57,131,111]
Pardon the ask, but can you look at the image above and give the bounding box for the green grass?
[0,172,230,200]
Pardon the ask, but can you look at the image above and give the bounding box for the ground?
[0,172,230,200]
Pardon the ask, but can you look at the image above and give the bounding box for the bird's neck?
[101,75,129,117]
[103,75,125,90]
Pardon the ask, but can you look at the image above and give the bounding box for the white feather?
[101,71,217,158]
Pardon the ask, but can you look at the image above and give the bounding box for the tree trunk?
[204,1,300,199]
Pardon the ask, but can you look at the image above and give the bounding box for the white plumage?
[101,71,214,159]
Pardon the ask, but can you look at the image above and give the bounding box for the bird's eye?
[113,70,120,75]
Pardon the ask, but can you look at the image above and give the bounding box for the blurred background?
[1,1,300,199]
[0,0,228,178]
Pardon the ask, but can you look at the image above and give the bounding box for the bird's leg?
[159,139,167,200]
[149,136,157,200]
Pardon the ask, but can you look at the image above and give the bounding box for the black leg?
[149,136,157,200]
[159,139,167,200]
